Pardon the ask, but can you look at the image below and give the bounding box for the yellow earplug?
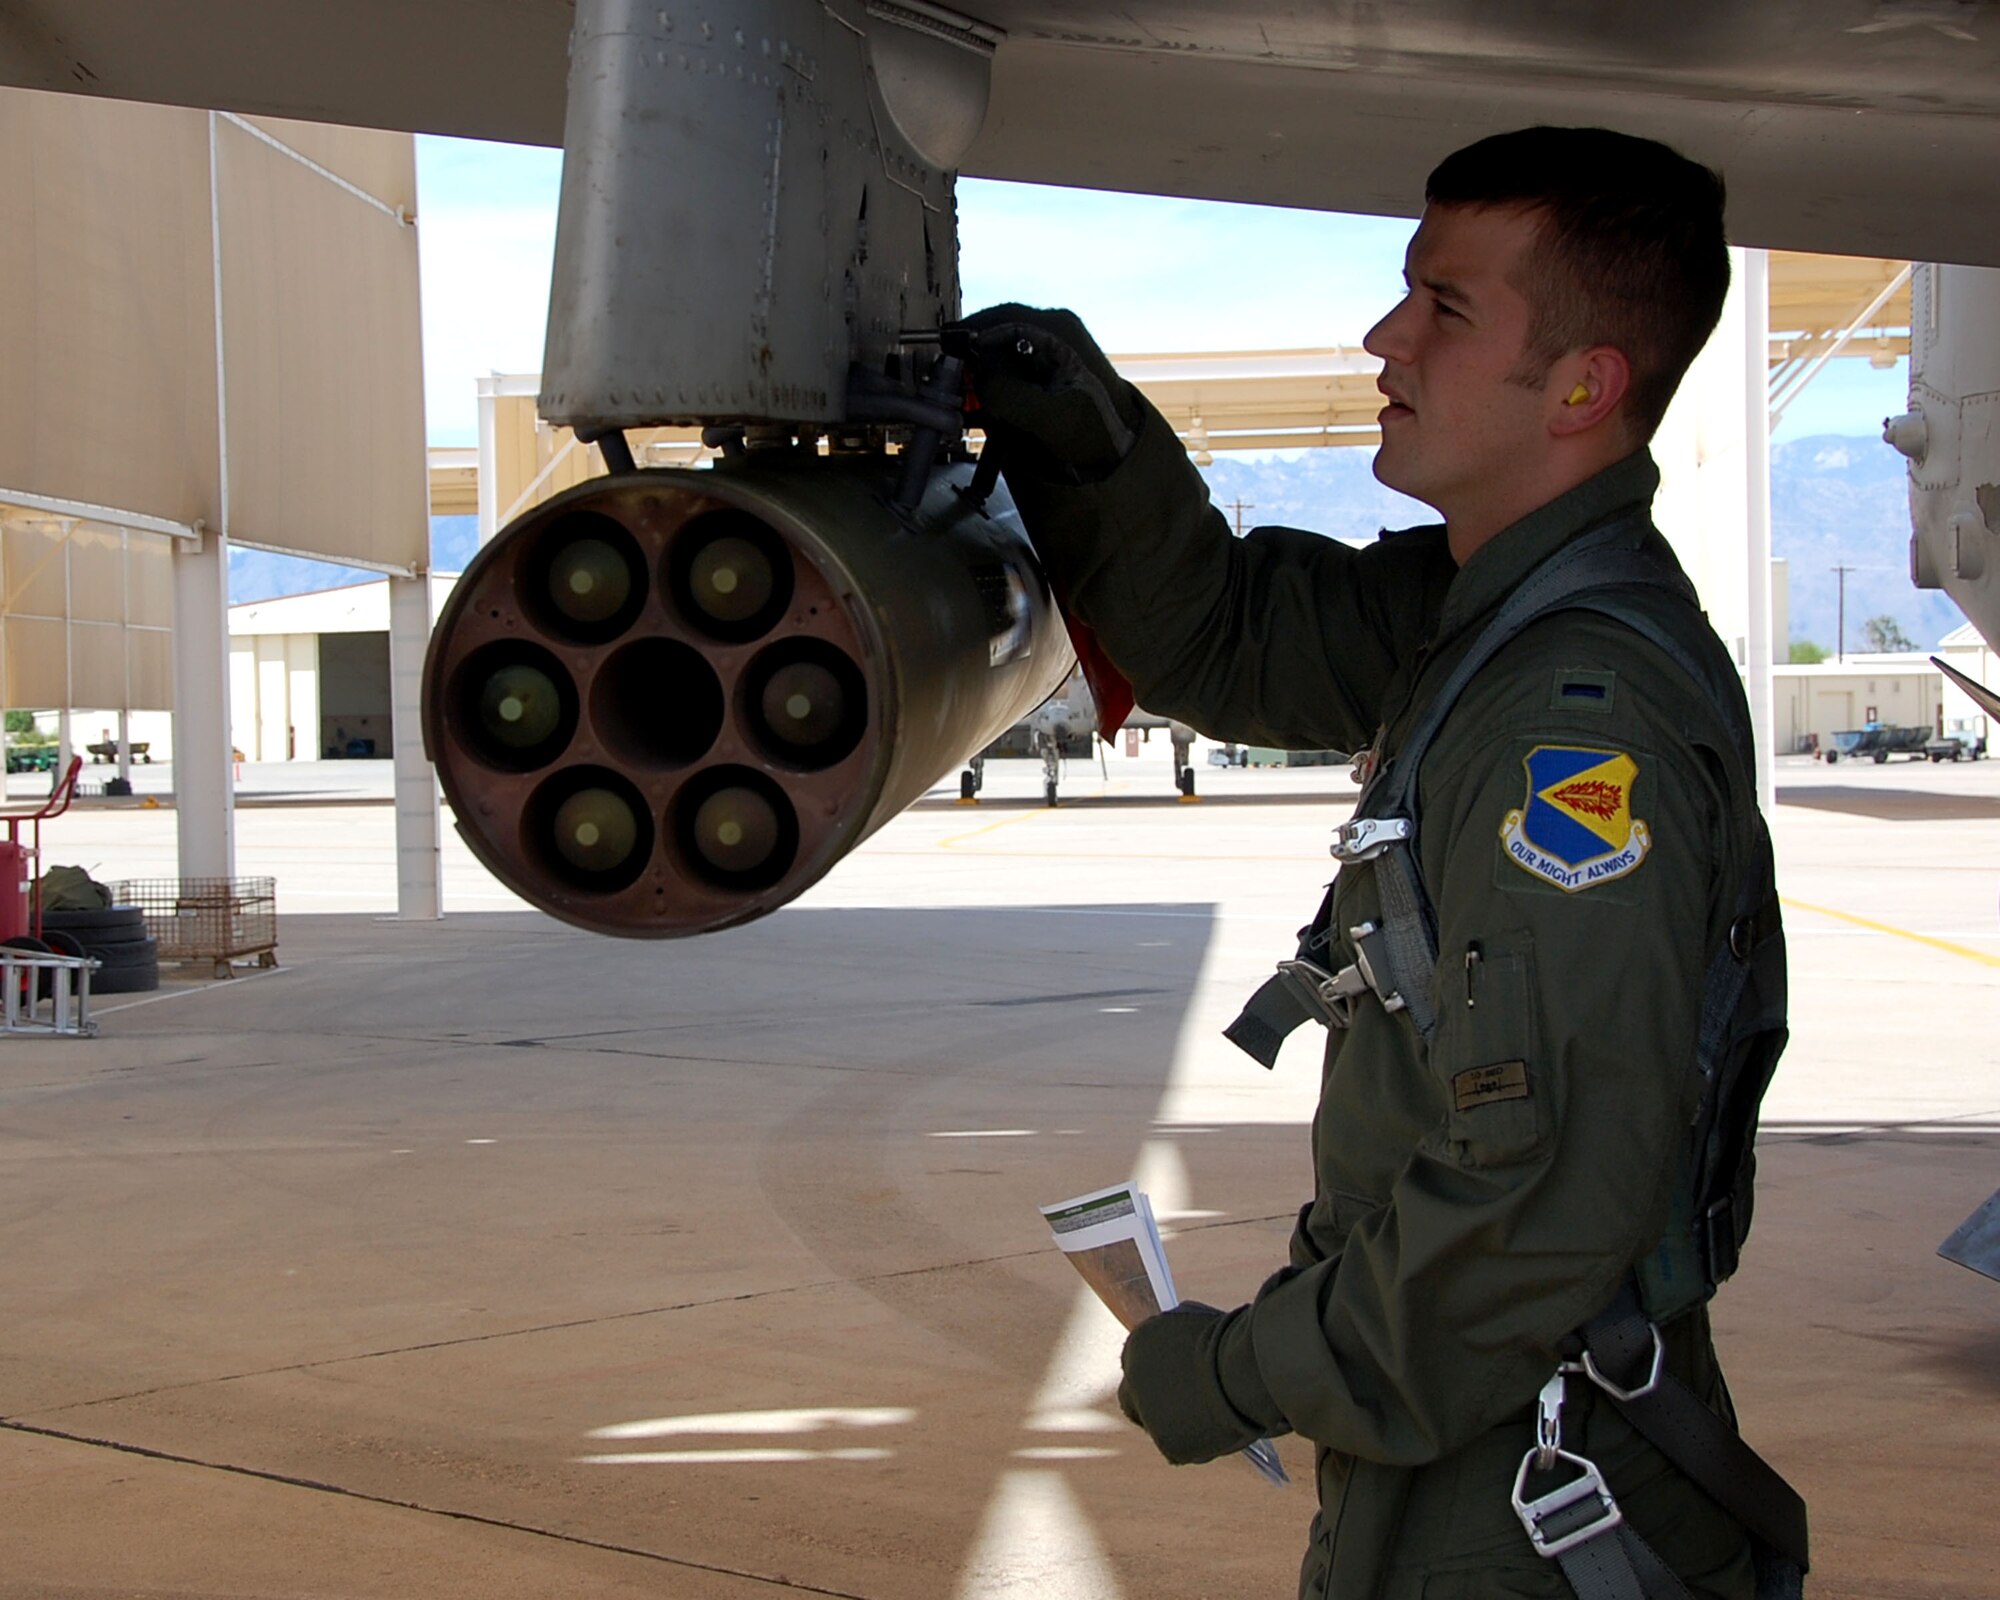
[1567,383,1590,406]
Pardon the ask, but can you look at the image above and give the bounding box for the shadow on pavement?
[0,902,1325,1600]
[1775,785,2000,821]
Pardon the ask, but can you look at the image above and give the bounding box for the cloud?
[416,137,562,444]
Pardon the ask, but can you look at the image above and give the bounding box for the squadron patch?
[1499,745,1652,893]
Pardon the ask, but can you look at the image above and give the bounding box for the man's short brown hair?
[1425,127,1730,438]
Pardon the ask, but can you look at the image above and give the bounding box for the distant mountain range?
[228,434,1956,652]
[1196,434,1954,652]
[1767,437,1959,653]
[226,515,480,603]
[1197,435,1952,652]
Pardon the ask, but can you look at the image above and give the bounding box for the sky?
[414,135,1909,452]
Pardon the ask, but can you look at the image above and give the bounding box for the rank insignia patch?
[1499,745,1652,892]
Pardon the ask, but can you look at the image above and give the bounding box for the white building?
[1937,620,1996,748]
[1771,654,1945,756]
[228,577,456,762]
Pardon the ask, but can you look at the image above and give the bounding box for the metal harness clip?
[1534,1369,1567,1471]
[1328,815,1412,863]
[1346,921,1405,1015]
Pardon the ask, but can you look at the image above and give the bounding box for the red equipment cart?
[0,754,83,942]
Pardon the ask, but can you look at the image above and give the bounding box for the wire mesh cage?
[111,877,278,975]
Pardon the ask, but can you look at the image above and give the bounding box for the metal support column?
[476,375,502,548]
[116,709,132,788]
[388,574,441,919]
[1743,249,1777,815]
[171,528,235,878]
[177,110,239,882]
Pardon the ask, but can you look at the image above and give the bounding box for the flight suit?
[1004,405,1764,1599]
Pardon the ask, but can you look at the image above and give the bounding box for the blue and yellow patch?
[1499,745,1652,892]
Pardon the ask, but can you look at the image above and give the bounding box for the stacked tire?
[39,905,160,994]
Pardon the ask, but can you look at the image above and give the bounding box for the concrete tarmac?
[2,753,1996,1597]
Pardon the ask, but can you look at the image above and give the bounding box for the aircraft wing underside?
[1,1,1997,265]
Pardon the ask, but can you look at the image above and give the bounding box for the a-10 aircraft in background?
[964,668,1201,810]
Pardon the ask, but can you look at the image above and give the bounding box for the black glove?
[958,304,1145,482]
[1117,1301,1280,1466]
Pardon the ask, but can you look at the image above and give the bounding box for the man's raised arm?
[962,305,1449,754]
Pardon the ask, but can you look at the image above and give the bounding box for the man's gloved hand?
[1117,1300,1280,1466]
[958,304,1145,482]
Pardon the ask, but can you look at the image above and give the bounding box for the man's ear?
[1548,346,1632,437]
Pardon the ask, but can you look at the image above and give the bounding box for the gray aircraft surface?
[1891,265,2000,729]
[7,3,1999,264]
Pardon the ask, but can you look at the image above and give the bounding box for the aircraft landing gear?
[958,753,985,804]
[1038,732,1061,807]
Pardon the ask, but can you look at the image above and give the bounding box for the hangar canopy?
[0,89,427,575]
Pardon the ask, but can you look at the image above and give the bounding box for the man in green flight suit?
[964,127,1784,1598]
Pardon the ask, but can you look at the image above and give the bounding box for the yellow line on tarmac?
[1781,896,2000,970]
[936,781,1134,849]
[937,808,1052,851]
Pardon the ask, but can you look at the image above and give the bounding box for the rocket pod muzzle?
[422,456,1074,936]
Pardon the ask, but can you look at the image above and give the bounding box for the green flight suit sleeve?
[1000,403,1452,752]
[1222,626,1734,1465]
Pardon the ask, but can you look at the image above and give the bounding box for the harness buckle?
[1581,1324,1666,1402]
[1328,815,1411,863]
[1274,958,1368,1030]
[1512,1448,1624,1559]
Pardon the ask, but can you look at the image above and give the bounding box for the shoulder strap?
[1369,513,1694,818]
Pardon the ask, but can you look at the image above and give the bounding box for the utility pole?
[1832,564,1855,662]
[1225,497,1256,537]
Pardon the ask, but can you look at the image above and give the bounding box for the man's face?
[1363,203,1555,532]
